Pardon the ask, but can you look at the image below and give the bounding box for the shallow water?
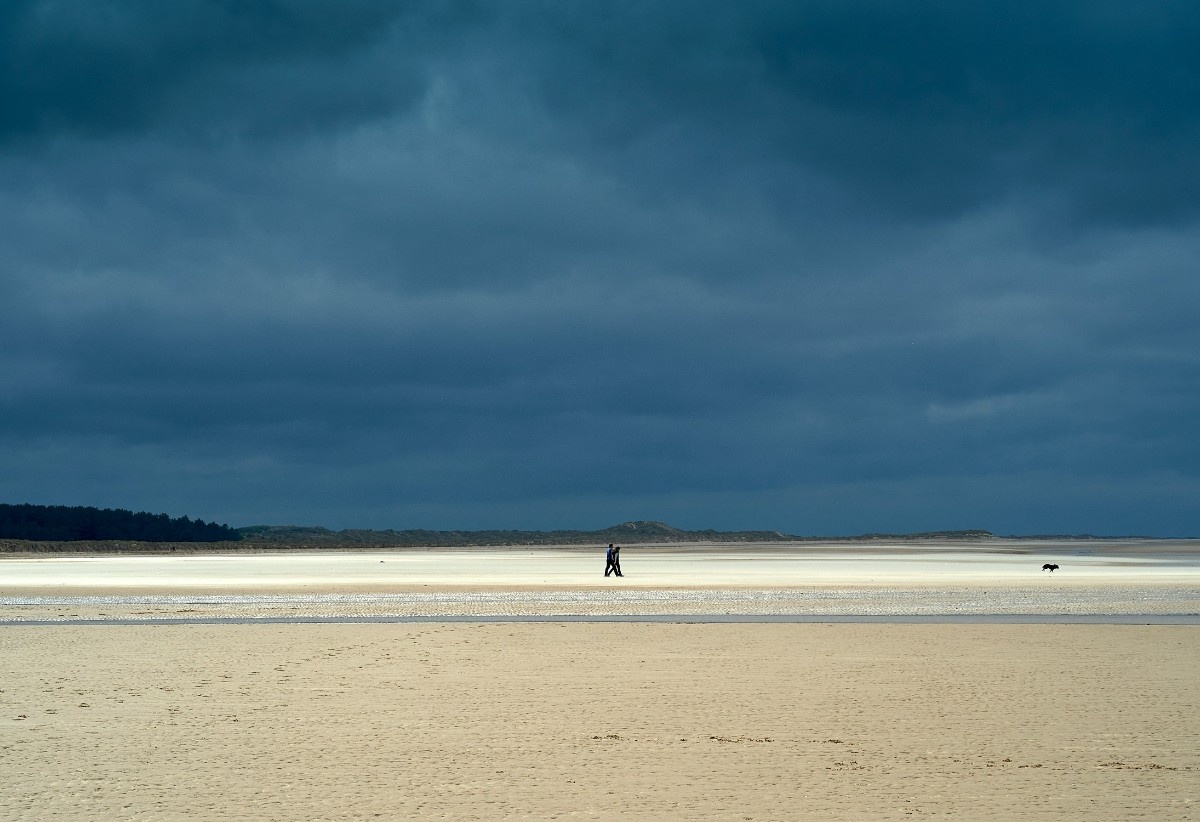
[4,614,1199,626]
[2,584,1197,623]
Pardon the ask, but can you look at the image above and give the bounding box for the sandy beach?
[2,622,1197,820]
[3,541,1198,819]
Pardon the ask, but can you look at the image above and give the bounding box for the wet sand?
[2,622,1197,820]
[5,539,1200,591]
[2,540,1198,621]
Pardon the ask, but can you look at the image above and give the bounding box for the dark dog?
[1042,563,1059,572]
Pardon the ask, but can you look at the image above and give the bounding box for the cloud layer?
[2,2,1198,533]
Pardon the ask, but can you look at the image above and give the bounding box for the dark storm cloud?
[503,2,1200,224]
[0,0,418,142]
[2,1,1198,533]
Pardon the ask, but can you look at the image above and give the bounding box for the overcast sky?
[2,2,1198,535]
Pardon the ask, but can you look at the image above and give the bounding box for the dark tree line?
[0,504,242,542]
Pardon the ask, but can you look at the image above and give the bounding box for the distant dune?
[3,516,1172,555]
[231,521,1002,548]
[3,521,997,554]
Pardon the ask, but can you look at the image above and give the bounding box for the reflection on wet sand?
[2,540,1198,621]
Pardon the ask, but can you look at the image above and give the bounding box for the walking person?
[604,543,619,577]
[611,545,623,577]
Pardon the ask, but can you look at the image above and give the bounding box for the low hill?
[0,511,1009,553]
[235,521,996,548]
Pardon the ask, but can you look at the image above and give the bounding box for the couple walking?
[604,543,623,577]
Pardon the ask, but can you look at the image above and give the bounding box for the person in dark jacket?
[604,543,622,577]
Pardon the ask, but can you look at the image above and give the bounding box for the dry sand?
[2,622,1197,820]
